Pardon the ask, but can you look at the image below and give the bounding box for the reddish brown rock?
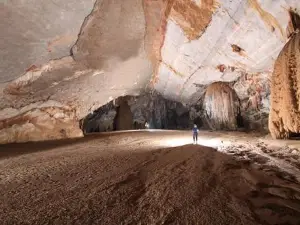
[170,0,217,40]
[0,102,82,144]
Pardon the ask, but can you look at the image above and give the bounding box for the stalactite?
[204,82,241,130]
[269,10,300,139]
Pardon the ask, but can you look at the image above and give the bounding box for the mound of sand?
[1,136,300,225]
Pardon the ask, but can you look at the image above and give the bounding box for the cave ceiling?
[1,0,299,118]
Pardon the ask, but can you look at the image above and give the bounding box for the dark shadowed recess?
[80,92,196,134]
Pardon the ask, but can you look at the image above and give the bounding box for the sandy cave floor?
[0,131,300,225]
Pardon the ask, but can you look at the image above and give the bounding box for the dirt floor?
[0,130,300,225]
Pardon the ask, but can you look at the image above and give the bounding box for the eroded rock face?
[80,101,116,133]
[0,101,82,144]
[234,72,270,131]
[204,82,241,130]
[128,92,191,129]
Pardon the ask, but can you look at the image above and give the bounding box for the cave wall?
[188,73,271,132]
[82,92,193,133]
[127,93,191,129]
[81,76,272,134]
[0,0,152,125]
[81,101,116,134]
[0,101,83,144]
[234,72,270,131]
[0,0,151,144]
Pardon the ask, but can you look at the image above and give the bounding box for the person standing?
[192,124,199,144]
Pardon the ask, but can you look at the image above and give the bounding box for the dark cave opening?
[80,93,200,134]
[289,132,300,140]
[79,90,251,135]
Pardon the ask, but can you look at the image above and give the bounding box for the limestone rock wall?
[127,93,190,129]
[234,72,270,131]
[0,101,82,144]
[80,101,116,134]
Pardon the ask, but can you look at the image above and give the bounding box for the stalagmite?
[204,82,241,130]
[269,10,300,139]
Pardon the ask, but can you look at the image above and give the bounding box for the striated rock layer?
[269,11,300,139]
[0,101,82,144]
[204,82,241,130]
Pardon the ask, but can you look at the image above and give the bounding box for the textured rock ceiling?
[0,0,96,83]
[154,0,300,103]
[1,0,300,120]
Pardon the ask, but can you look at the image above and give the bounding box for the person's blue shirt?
[192,127,198,134]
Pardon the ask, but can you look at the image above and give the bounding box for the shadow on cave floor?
[0,130,180,159]
[0,136,300,225]
[0,130,256,159]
